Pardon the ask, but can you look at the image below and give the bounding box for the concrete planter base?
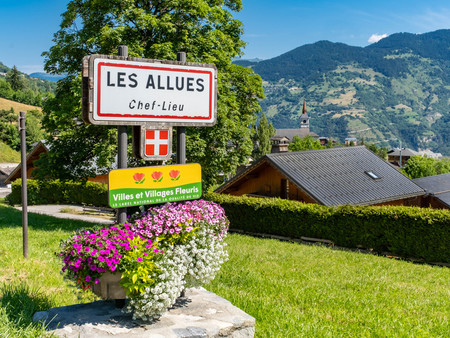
[91,272,126,300]
[33,287,255,337]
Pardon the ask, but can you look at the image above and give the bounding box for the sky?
[1,0,449,74]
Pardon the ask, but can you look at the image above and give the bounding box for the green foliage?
[119,237,159,297]
[205,192,450,263]
[0,67,55,107]
[403,155,450,179]
[0,108,46,152]
[7,179,108,207]
[6,66,24,91]
[251,112,275,160]
[365,143,388,159]
[288,135,324,151]
[40,0,263,188]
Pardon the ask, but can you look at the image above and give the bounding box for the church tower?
[300,100,310,130]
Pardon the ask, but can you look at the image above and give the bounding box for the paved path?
[13,204,115,224]
[0,187,11,198]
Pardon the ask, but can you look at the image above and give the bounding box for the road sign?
[108,164,202,208]
[132,125,172,160]
[82,55,217,126]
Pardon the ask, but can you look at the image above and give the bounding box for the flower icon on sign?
[169,170,181,181]
[151,171,163,182]
[133,173,145,184]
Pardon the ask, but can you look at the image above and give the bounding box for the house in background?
[0,164,17,186]
[270,136,290,153]
[387,148,417,167]
[215,146,426,207]
[5,141,49,185]
[413,173,450,209]
[5,140,115,185]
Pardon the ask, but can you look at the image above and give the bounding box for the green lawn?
[0,204,449,337]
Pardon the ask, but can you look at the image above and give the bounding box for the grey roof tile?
[413,173,450,194]
[265,146,425,206]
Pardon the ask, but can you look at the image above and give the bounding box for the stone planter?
[92,272,126,300]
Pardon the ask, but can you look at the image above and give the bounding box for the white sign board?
[82,55,217,126]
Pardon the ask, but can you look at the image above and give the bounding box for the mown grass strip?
[0,204,448,337]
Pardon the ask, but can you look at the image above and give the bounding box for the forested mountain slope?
[241,29,450,155]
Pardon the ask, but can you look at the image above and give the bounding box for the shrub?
[7,179,108,207]
[204,192,450,263]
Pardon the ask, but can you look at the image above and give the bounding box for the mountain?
[244,29,450,156]
[29,72,65,82]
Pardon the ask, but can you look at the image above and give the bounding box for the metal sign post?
[176,52,186,164]
[19,111,28,258]
[117,45,128,224]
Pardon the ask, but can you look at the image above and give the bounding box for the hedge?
[204,192,450,263]
[7,179,108,207]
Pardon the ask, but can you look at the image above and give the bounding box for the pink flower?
[136,257,143,263]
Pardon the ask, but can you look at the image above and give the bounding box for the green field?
[0,204,448,337]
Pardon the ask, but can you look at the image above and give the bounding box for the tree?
[402,155,450,179]
[6,66,24,91]
[252,112,275,160]
[288,135,324,152]
[40,0,263,187]
[366,143,388,160]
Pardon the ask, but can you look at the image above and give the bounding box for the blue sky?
[1,0,449,74]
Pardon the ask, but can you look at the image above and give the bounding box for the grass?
[0,98,41,114]
[0,142,20,162]
[0,204,449,337]
[206,235,449,337]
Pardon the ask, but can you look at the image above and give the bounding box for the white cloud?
[368,33,388,44]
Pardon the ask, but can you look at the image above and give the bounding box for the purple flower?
[136,257,143,263]
[86,276,91,282]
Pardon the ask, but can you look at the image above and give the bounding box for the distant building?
[345,137,357,146]
[271,100,318,148]
[270,136,289,153]
[216,146,425,207]
[0,164,17,186]
[387,148,417,167]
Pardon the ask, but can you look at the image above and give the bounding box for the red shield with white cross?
[145,129,170,156]
[132,126,172,160]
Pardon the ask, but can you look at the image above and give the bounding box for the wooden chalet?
[216,146,426,207]
[5,140,113,185]
[413,173,450,209]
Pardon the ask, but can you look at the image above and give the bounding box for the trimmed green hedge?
[205,192,450,263]
[7,179,108,207]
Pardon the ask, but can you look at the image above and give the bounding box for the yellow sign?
[108,164,201,208]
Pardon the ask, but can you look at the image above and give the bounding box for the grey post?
[117,45,128,224]
[19,111,28,258]
[176,52,186,164]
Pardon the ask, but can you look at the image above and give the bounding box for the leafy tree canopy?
[402,155,450,179]
[288,135,324,152]
[252,112,275,160]
[40,0,263,187]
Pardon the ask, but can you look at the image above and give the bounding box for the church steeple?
[300,99,310,130]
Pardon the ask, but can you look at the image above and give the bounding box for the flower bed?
[58,200,229,320]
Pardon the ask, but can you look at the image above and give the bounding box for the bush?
[7,179,108,207]
[204,192,450,263]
